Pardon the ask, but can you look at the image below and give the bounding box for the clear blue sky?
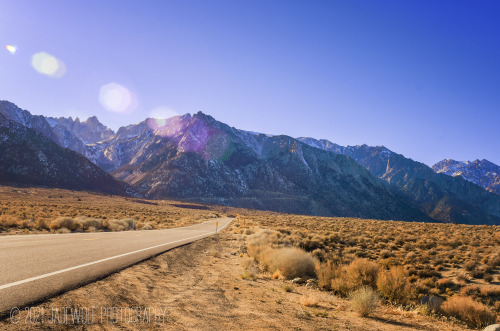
[1,0,499,166]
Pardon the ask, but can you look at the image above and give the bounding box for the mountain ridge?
[1,100,497,224]
[0,101,136,196]
[298,137,500,225]
[433,158,500,195]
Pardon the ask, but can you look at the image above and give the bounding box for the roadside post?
[132,218,135,230]
[216,221,219,238]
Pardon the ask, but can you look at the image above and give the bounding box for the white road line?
[0,219,231,291]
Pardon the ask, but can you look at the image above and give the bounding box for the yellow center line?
[135,234,145,237]
[83,238,99,241]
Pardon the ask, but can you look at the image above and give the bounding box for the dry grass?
[0,186,227,234]
[231,213,499,327]
[300,294,320,307]
[440,296,497,328]
[1,185,499,329]
[1,232,474,331]
[350,286,379,317]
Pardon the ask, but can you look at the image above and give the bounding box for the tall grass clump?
[246,230,316,279]
[350,286,379,317]
[440,296,496,328]
[266,247,317,279]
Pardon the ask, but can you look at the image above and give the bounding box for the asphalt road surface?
[0,217,232,316]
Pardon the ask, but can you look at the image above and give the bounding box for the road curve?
[0,217,232,316]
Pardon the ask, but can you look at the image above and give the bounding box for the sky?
[0,0,499,166]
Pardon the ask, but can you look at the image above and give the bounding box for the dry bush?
[266,247,317,279]
[36,219,49,230]
[104,218,133,231]
[50,217,80,231]
[331,258,379,296]
[75,216,103,231]
[350,286,379,317]
[316,260,341,290]
[377,266,411,305]
[440,296,496,329]
[141,222,153,230]
[0,214,20,228]
[345,258,379,288]
[246,231,316,279]
[460,285,480,297]
[437,278,455,290]
[463,260,477,271]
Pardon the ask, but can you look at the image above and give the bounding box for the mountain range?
[433,159,499,195]
[0,101,135,196]
[1,100,498,225]
[298,138,500,225]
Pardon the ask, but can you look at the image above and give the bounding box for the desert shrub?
[331,259,379,296]
[36,219,49,230]
[440,296,496,328]
[316,260,342,290]
[437,278,454,290]
[416,267,441,278]
[104,218,133,231]
[350,286,379,317]
[345,259,379,288]
[470,266,485,279]
[76,217,103,231]
[266,247,317,279]
[377,266,411,305]
[311,248,326,262]
[50,217,80,231]
[141,222,153,230]
[463,260,477,271]
[460,285,480,297]
[379,249,394,259]
[456,271,469,283]
[483,274,493,283]
[0,215,20,228]
[300,237,324,251]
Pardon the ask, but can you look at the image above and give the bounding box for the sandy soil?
[0,230,473,330]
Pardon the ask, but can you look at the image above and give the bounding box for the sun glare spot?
[5,45,17,54]
[31,52,66,78]
[146,107,179,133]
[99,83,137,113]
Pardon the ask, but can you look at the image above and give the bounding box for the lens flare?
[99,83,137,113]
[146,106,178,132]
[31,52,66,78]
[176,118,233,161]
[5,45,17,54]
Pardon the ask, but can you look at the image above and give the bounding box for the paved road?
[0,217,232,316]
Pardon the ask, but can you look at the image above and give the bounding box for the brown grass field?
[0,185,499,329]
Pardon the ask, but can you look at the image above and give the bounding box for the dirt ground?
[0,228,474,331]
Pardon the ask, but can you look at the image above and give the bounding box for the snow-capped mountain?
[0,101,134,196]
[298,138,500,225]
[433,159,500,195]
[100,112,428,221]
[1,99,498,224]
[46,116,114,144]
[0,101,60,144]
